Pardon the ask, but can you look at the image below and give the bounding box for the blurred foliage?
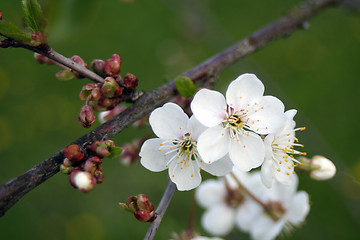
[1,0,360,239]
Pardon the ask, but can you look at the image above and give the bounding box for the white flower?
[236,172,310,240]
[261,110,306,188]
[191,73,285,171]
[310,155,336,180]
[196,168,255,236]
[192,237,223,240]
[139,103,233,191]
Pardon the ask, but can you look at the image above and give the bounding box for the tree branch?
[0,39,105,83]
[0,0,344,217]
[144,181,176,240]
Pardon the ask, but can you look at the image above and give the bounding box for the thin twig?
[144,180,176,240]
[0,0,344,217]
[0,40,105,83]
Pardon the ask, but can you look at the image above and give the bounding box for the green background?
[1,0,360,239]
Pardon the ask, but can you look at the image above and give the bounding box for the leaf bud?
[123,73,138,91]
[78,105,96,128]
[60,164,73,174]
[104,54,121,77]
[69,170,96,193]
[56,69,76,81]
[63,144,84,162]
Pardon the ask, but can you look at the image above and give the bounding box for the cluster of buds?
[297,155,336,180]
[77,54,139,128]
[31,31,47,46]
[118,194,155,222]
[60,140,121,192]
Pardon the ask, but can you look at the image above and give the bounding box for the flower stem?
[229,172,267,209]
[144,180,176,240]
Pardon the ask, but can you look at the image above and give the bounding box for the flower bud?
[123,73,138,91]
[119,194,155,222]
[90,141,111,158]
[83,156,102,174]
[71,55,88,78]
[310,155,336,181]
[120,139,142,165]
[34,53,53,65]
[91,59,106,76]
[101,77,123,98]
[78,105,96,128]
[79,83,99,101]
[0,11,2,20]
[60,164,73,174]
[98,106,127,123]
[56,69,76,81]
[63,144,84,162]
[104,54,121,77]
[97,96,118,110]
[94,170,105,183]
[69,170,96,193]
[96,146,111,158]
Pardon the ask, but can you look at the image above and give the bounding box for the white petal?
[286,191,310,225]
[191,89,227,127]
[201,204,235,236]
[195,179,226,208]
[228,132,265,171]
[149,102,188,139]
[199,154,233,176]
[261,159,274,189]
[250,216,284,240]
[197,126,230,163]
[139,138,173,172]
[235,200,263,232]
[187,115,207,141]
[168,158,201,191]
[245,96,285,135]
[225,73,264,110]
[263,134,274,160]
[271,173,298,202]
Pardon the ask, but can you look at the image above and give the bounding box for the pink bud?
[96,146,111,158]
[104,54,121,77]
[94,170,105,184]
[91,59,106,76]
[134,210,155,222]
[34,53,53,65]
[123,73,138,90]
[79,83,99,101]
[71,55,88,78]
[97,96,117,110]
[78,105,96,128]
[63,144,84,162]
[0,11,2,20]
[69,170,96,193]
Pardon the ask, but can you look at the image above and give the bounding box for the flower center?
[228,115,244,130]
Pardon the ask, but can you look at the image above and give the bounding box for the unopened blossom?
[309,155,336,180]
[191,73,285,171]
[139,103,233,191]
[261,109,306,188]
[235,172,310,240]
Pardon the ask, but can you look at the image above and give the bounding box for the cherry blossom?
[139,103,233,191]
[261,109,306,188]
[191,73,285,171]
